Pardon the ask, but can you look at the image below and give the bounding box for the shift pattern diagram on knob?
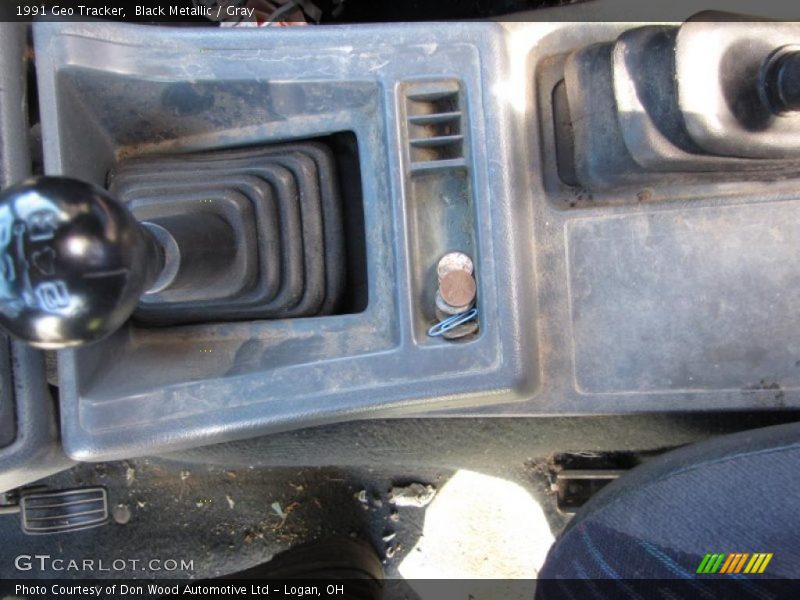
[1,193,68,316]
[0,177,162,348]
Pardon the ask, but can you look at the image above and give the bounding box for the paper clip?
[427,308,479,337]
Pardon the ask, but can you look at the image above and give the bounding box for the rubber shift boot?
[259,142,346,315]
[113,173,295,320]
[111,141,350,321]
[134,150,328,317]
[110,162,311,323]
[123,185,265,304]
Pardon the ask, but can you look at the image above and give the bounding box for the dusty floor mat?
[0,459,444,581]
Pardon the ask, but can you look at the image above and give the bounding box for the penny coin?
[439,270,477,308]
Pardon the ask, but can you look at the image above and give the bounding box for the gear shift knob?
[0,177,163,349]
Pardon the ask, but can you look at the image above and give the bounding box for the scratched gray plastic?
[36,21,530,460]
[34,20,800,462]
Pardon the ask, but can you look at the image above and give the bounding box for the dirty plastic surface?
[33,21,800,461]
[36,21,529,460]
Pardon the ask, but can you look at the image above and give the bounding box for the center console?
[1,16,799,471]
